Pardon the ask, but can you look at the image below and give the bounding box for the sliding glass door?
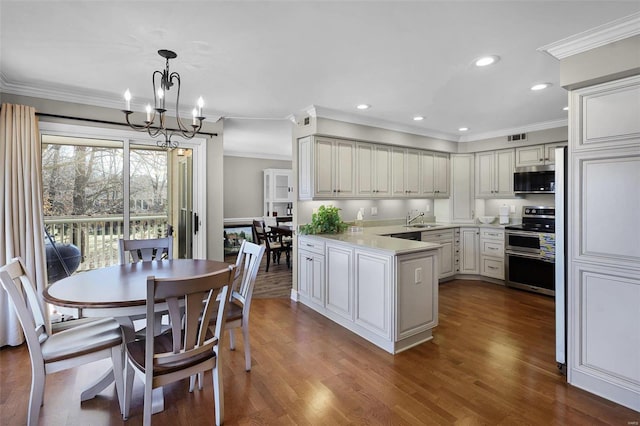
[40,123,206,279]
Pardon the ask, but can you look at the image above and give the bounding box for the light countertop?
[298,222,508,256]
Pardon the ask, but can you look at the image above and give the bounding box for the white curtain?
[0,103,47,347]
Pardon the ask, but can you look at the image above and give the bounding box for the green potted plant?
[299,205,349,234]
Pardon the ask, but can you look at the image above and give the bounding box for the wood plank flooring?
[227,253,293,299]
[1,280,638,425]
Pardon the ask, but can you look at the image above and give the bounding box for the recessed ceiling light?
[458,127,469,132]
[413,116,424,121]
[475,55,500,67]
[563,106,569,111]
[531,83,551,91]
[356,104,370,110]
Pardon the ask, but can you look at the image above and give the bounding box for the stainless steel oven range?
[505,206,556,296]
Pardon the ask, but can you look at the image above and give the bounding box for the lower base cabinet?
[354,250,392,339]
[297,238,325,310]
[326,244,353,320]
[460,227,480,274]
[297,235,438,354]
[396,252,438,340]
[421,229,455,278]
[479,228,505,280]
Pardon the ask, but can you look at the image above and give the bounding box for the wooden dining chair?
[119,237,174,333]
[192,240,265,389]
[0,257,126,426]
[123,265,235,426]
[252,219,289,272]
[118,237,173,264]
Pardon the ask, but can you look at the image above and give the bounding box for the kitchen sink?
[408,224,441,229]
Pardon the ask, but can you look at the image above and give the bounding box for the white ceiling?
[1,1,639,158]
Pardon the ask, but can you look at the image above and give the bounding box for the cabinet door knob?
[539,158,544,162]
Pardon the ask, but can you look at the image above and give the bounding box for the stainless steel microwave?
[513,165,555,194]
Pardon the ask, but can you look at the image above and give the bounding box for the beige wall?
[459,126,568,153]
[560,34,640,90]
[223,156,292,218]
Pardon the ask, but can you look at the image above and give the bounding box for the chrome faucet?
[406,211,424,226]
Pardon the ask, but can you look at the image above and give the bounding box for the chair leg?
[124,360,134,420]
[111,346,125,416]
[229,328,236,351]
[143,380,153,426]
[242,323,251,372]
[265,251,271,272]
[212,361,224,426]
[28,365,45,426]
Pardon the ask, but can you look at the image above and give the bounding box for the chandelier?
[122,49,205,150]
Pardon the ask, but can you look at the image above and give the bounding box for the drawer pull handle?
[488,266,498,270]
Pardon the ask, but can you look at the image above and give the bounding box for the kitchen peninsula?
[297,228,440,354]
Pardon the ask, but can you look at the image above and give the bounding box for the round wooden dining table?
[43,258,232,414]
[44,258,230,317]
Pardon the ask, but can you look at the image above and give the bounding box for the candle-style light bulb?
[192,108,198,125]
[197,96,204,116]
[157,88,164,99]
[146,104,152,122]
[124,89,131,111]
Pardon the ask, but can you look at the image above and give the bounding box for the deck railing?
[44,214,170,271]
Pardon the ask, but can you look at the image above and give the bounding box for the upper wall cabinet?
[300,136,355,199]
[515,142,567,167]
[392,148,420,196]
[475,149,515,198]
[356,143,392,197]
[421,152,450,198]
[299,135,450,200]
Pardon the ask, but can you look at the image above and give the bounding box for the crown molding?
[307,105,460,142]
[223,150,292,161]
[458,118,568,143]
[0,74,223,122]
[538,12,640,59]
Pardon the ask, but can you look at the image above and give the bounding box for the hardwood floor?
[226,252,293,299]
[1,280,638,425]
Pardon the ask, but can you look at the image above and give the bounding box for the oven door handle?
[506,251,555,263]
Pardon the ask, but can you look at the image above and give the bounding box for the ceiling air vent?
[507,133,527,142]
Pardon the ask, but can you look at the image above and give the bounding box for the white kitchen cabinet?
[297,236,325,311]
[354,250,392,339]
[392,148,420,197]
[475,149,514,198]
[421,151,450,198]
[356,142,374,197]
[396,252,438,340]
[296,234,438,354]
[326,243,354,321]
[450,154,475,222]
[263,168,293,216]
[567,75,640,412]
[298,136,355,199]
[515,142,567,167]
[479,228,504,280]
[421,229,455,279]
[315,137,356,198]
[356,142,391,197]
[298,136,313,200]
[459,227,479,274]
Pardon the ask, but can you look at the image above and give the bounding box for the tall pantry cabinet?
[567,74,640,412]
